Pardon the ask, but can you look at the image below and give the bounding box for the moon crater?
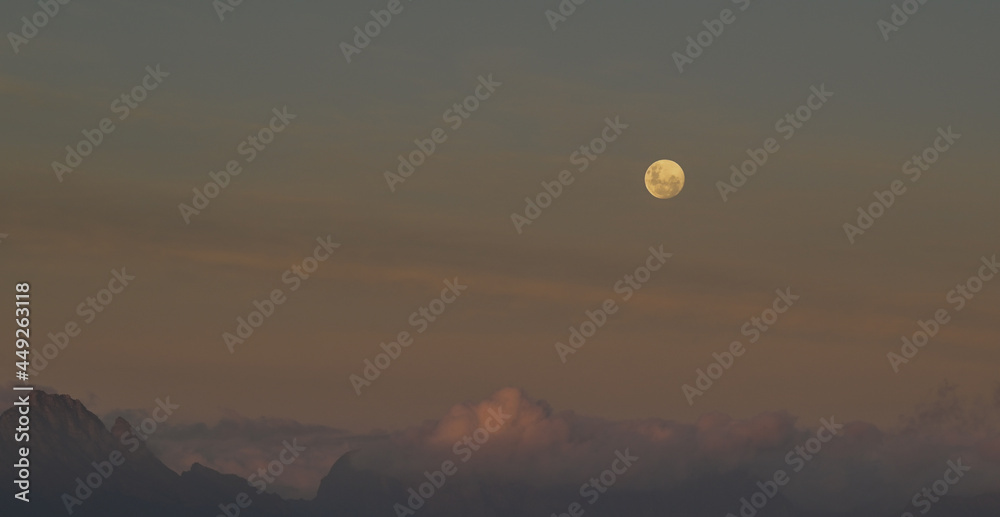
[645,160,685,199]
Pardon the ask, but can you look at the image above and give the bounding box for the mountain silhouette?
[2,391,998,517]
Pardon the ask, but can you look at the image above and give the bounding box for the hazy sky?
[2,0,998,435]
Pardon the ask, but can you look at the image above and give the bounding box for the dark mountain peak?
[312,449,405,515]
[178,461,292,514]
[5,390,106,439]
[1,390,120,464]
[327,449,361,473]
[187,461,213,474]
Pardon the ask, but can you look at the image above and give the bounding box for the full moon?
[644,160,685,199]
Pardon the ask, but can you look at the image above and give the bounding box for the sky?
[2,0,999,452]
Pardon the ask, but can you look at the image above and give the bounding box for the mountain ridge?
[2,390,999,517]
